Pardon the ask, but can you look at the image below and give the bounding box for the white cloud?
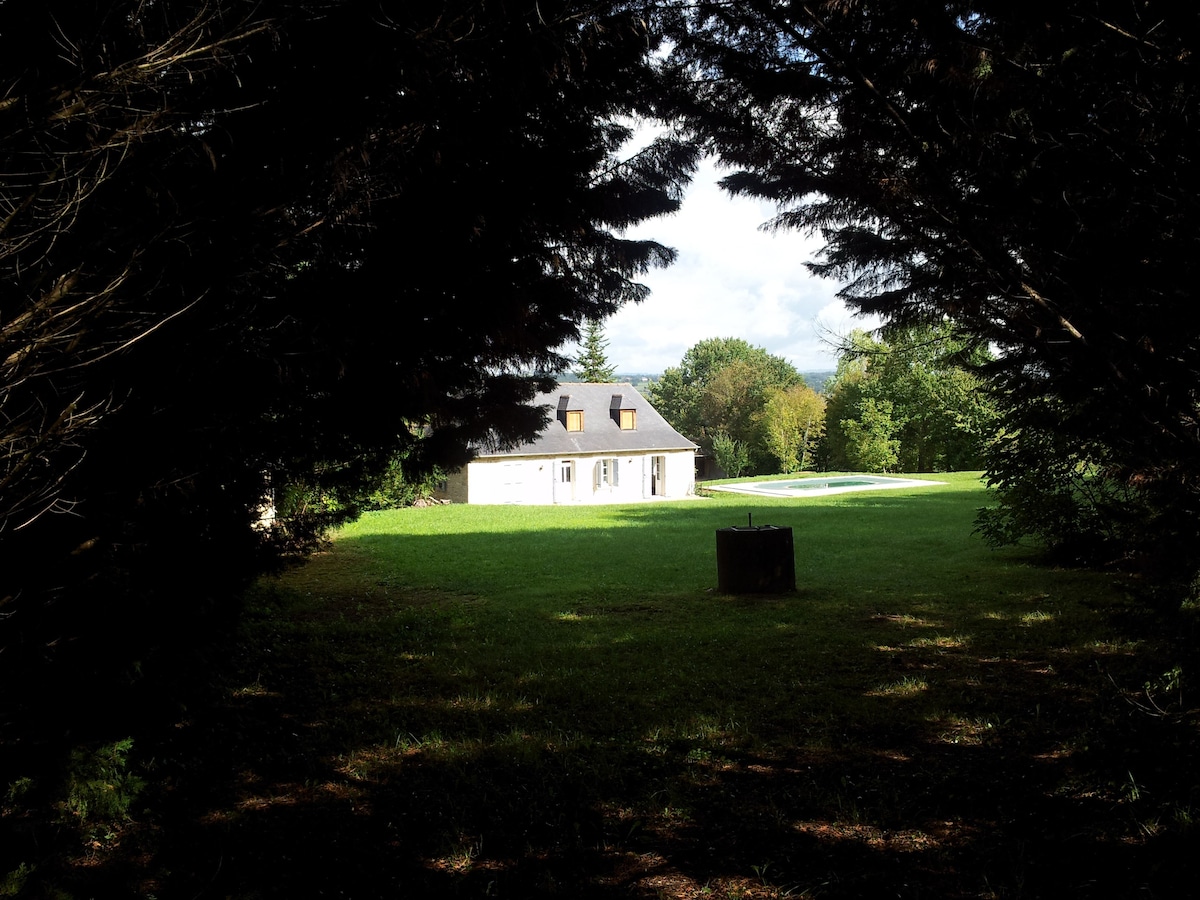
[571,156,881,374]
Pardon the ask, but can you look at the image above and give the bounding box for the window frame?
[596,457,619,488]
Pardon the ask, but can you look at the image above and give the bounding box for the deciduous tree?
[823,327,996,473]
[651,337,801,472]
[759,383,826,473]
[841,398,901,474]
[710,431,750,479]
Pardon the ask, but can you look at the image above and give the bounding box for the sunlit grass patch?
[871,613,945,628]
[642,717,737,749]
[906,633,970,649]
[1021,610,1056,625]
[390,730,452,754]
[447,691,498,712]
[866,676,929,698]
[426,836,482,875]
[554,611,592,622]
[1087,638,1145,654]
[231,679,277,698]
[931,712,1004,746]
[792,820,942,852]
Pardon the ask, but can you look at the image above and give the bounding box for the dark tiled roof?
[480,383,697,457]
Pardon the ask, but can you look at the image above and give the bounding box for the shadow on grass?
[10,486,1199,898]
[71,612,1199,896]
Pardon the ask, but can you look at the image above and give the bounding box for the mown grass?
[22,472,1200,899]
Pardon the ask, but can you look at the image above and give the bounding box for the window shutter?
[612,458,619,487]
[594,461,602,489]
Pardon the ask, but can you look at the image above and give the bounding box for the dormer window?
[558,395,583,431]
[610,394,636,430]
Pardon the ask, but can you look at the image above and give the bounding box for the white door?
[558,459,575,502]
[651,455,664,496]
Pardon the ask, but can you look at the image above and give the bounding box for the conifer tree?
[0,0,698,743]
[574,319,618,382]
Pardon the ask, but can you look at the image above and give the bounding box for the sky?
[565,154,880,376]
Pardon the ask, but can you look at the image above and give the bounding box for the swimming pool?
[706,475,944,498]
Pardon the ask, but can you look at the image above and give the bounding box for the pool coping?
[705,475,946,498]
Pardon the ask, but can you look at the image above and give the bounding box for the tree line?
[648,328,995,478]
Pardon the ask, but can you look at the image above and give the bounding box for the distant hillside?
[558,371,837,393]
[801,371,837,393]
[556,373,658,386]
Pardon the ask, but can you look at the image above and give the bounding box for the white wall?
[658,448,697,500]
[463,450,695,505]
[466,458,554,505]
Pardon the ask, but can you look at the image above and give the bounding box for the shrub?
[61,738,145,826]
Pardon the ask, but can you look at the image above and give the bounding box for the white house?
[438,383,698,505]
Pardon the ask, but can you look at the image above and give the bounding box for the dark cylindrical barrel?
[715,525,796,593]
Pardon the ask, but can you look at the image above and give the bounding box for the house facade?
[438,383,698,505]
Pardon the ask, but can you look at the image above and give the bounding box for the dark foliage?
[0,0,697,747]
[659,1,1200,597]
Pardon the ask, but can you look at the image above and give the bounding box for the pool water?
[782,478,876,490]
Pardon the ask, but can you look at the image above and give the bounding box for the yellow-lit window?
[619,409,636,430]
[566,410,583,432]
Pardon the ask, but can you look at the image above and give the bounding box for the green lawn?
[43,473,1200,898]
